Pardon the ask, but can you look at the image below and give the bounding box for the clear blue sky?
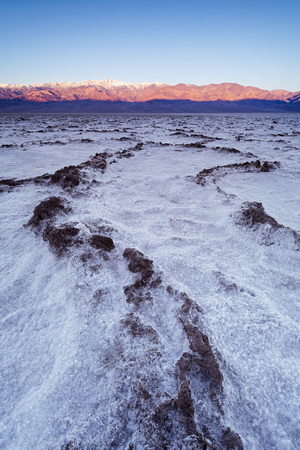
[1,0,299,91]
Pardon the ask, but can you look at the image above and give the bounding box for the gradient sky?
[1,0,299,91]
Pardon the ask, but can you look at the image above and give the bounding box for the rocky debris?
[27,196,67,227]
[260,161,278,172]
[194,160,280,185]
[50,165,82,190]
[1,150,111,194]
[42,224,81,255]
[175,379,200,436]
[237,202,282,229]
[89,234,115,252]
[158,141,172,147]
[27,197,116,258]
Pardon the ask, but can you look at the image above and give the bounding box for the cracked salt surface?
[0,113,299,449]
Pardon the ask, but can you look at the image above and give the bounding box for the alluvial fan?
[0,113,299,449]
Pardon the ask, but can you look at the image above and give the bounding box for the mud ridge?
[120,313,159,342]
[27,196,68,228]
[213,146,242,155]
[150,379,209,449]
[235,201,300,248]
[42,224,81,255]
[123,247,162,306]
[0,151,110,193]
[0,174,50,192]
[120,254,243,448]
[190,134,222,141]
[237,202,282,229]
[27,195,116,257]
[50,165,82,190]
[193,160,280,186]
[183,142,207,149]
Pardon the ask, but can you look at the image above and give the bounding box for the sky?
[1,0,299,92]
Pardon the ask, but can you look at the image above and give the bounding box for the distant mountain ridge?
[0,79,299,112]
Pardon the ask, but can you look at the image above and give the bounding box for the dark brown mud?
[123,248,154,285]
[50,165,82,190]
[194,160,280,185]
[236,201,300,248]
[89,235,115,252]
[237,202,282,229]
[42,224,81,255]
[27,196,67,227]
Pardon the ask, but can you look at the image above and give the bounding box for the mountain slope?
[0,79,299,112]
[0,79,298,103]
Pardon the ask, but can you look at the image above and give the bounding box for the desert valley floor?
[0,113,299,449]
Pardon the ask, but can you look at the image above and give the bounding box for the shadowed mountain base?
[1,99,299,113]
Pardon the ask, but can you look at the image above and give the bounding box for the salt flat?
[0,113,299,449]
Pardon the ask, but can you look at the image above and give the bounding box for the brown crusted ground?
[0,179,19,187]
[183,323,223,395]
[237,202,282,229]
[123,248,154,283]
[183,142,207,149]
[123,248,161,306]
[120,313,159,342]
[179,291,204,317]
[223,428,244,450]
[50,165,82,190]
[214,146,242,154]
[78,152,108,170]
[89,235,115,252]
[195,160,280,185]
[27,196,66,227]
[42,224,80,255]
[152,379,208,448]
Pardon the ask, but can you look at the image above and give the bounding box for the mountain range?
[0,79,299,112]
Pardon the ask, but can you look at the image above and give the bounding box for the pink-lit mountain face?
[0,79,299,103]
[0,80,299,113]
